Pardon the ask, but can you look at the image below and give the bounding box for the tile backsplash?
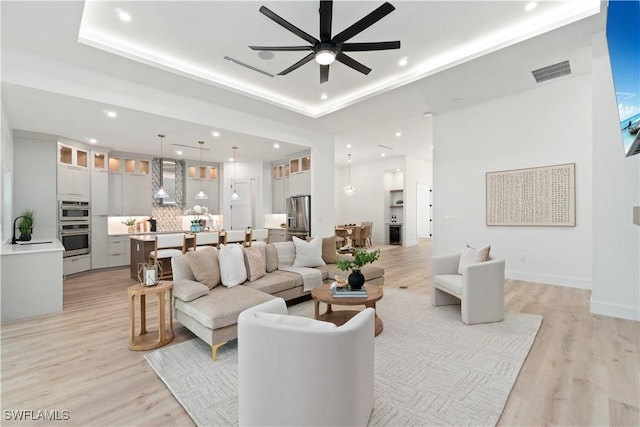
[151,205,184,231]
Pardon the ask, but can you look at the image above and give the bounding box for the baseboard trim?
[590,298,640,321]
[506,270,591,290]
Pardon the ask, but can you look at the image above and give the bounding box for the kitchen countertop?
[1,239,65,256]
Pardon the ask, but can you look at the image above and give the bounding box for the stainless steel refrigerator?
[286,195,311,240]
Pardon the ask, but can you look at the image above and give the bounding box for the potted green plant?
[122,218,137,233]
[18,209,34,241]
[337,249,381,290]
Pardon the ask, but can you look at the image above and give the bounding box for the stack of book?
[332,286,368,298]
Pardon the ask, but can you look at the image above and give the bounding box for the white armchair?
[431,253,505,325]
[238,298,375,427]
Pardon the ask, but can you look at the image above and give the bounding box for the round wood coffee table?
[311,283,383,336]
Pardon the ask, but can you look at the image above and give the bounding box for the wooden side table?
[128,282,174,351]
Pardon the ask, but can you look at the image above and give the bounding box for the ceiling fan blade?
[332,2,396,44]
[249,46,313,51]
[278,52,315,76]
[336,52,371,75]
[342,41,401,51]
[319,1,333,42]
[320,64,329,83]
[259,6,319,46]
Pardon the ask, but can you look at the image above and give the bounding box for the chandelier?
[344,153,356,196]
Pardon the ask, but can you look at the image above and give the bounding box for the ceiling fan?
[249,1,400,84]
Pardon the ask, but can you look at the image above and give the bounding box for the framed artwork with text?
[486,163,575,227]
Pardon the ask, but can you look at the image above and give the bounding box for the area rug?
[145,288,542,426]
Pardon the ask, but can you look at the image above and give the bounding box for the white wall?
[12,132,58,240]
[590,32,640,321]
[1,101,14,242]
[433,74,593,289]
[404,157,432,246]
[336,156,403,244]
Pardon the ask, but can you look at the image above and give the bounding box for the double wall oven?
[58,201,90,258]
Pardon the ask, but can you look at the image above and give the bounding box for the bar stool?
[218,230,228,247]
[195,232,218,250]
[243,229,253,247]
[149,234,186,280]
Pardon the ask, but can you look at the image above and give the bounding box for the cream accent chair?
[431,253,505,325]
[238,298,375,427]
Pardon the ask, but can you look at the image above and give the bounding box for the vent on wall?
[532,60,571,83]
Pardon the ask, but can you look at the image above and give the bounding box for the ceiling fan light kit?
[250,0,400,83]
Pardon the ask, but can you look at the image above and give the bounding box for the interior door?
[230,180,252,230]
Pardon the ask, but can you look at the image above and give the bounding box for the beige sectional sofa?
[171,237,384,360]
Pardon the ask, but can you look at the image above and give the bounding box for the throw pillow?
[273,241,296,268]
[243,246,266,282]
[255,312,337,329]
[172,279,209,302]
[185,246,221,289]
[322,236,338,264]
[292,236,326,268]
[218,244,248,287]
[458,244,491,274]
[265,244,279,273]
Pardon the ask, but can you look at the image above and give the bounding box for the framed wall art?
[486,163,575,226]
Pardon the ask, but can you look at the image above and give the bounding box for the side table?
[128,282,174,351]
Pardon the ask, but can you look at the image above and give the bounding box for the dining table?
[335,225,365,247]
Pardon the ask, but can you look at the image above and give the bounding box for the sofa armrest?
[432,253,461,276]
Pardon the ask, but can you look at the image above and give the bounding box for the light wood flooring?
[1,240,638,426]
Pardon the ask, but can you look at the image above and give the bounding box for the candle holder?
[138,262,160,286]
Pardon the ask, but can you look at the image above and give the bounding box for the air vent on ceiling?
[532,60,571,83]
[224,56,274,78]
[378,144,394,150]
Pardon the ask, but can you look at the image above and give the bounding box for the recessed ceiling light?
[229,157,234,162]
[396,168,401,172]
[320,92,328,100]
[273,143,280,149]
[398,57,409,67]
[395,132,402,137]
[346,144,352,149]
[176,150,183,155]
[115,8,131,22]
[212,131,220,137]
[86,138,97,144]
[381,153,386,157]
[524,2,538,12]
[104,110,117,118]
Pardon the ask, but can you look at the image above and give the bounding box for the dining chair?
[361,225,372,248]
[335,227,347,249]
[351,226,363,248]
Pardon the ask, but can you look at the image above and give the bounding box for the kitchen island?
[1,239,65,321]
[128,230,268,280]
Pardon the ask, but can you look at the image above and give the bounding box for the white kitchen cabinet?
[91,215,109,269]
[58,164,90,200]
[63,254,91,276]
[272,176,288,213]
[122,174,152,215]
[288,171,310,196]
[267,228,286,243]
[108,173,123,215]
[91,170,109,216]
[108,235,130,267]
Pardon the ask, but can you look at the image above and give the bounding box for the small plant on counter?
[18,209,34,240]
[122,218,136,227]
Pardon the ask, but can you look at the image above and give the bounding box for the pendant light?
[195,141,208,200]
[154,134,169,199]
[231,146,239,200]
[344,153,356,196]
